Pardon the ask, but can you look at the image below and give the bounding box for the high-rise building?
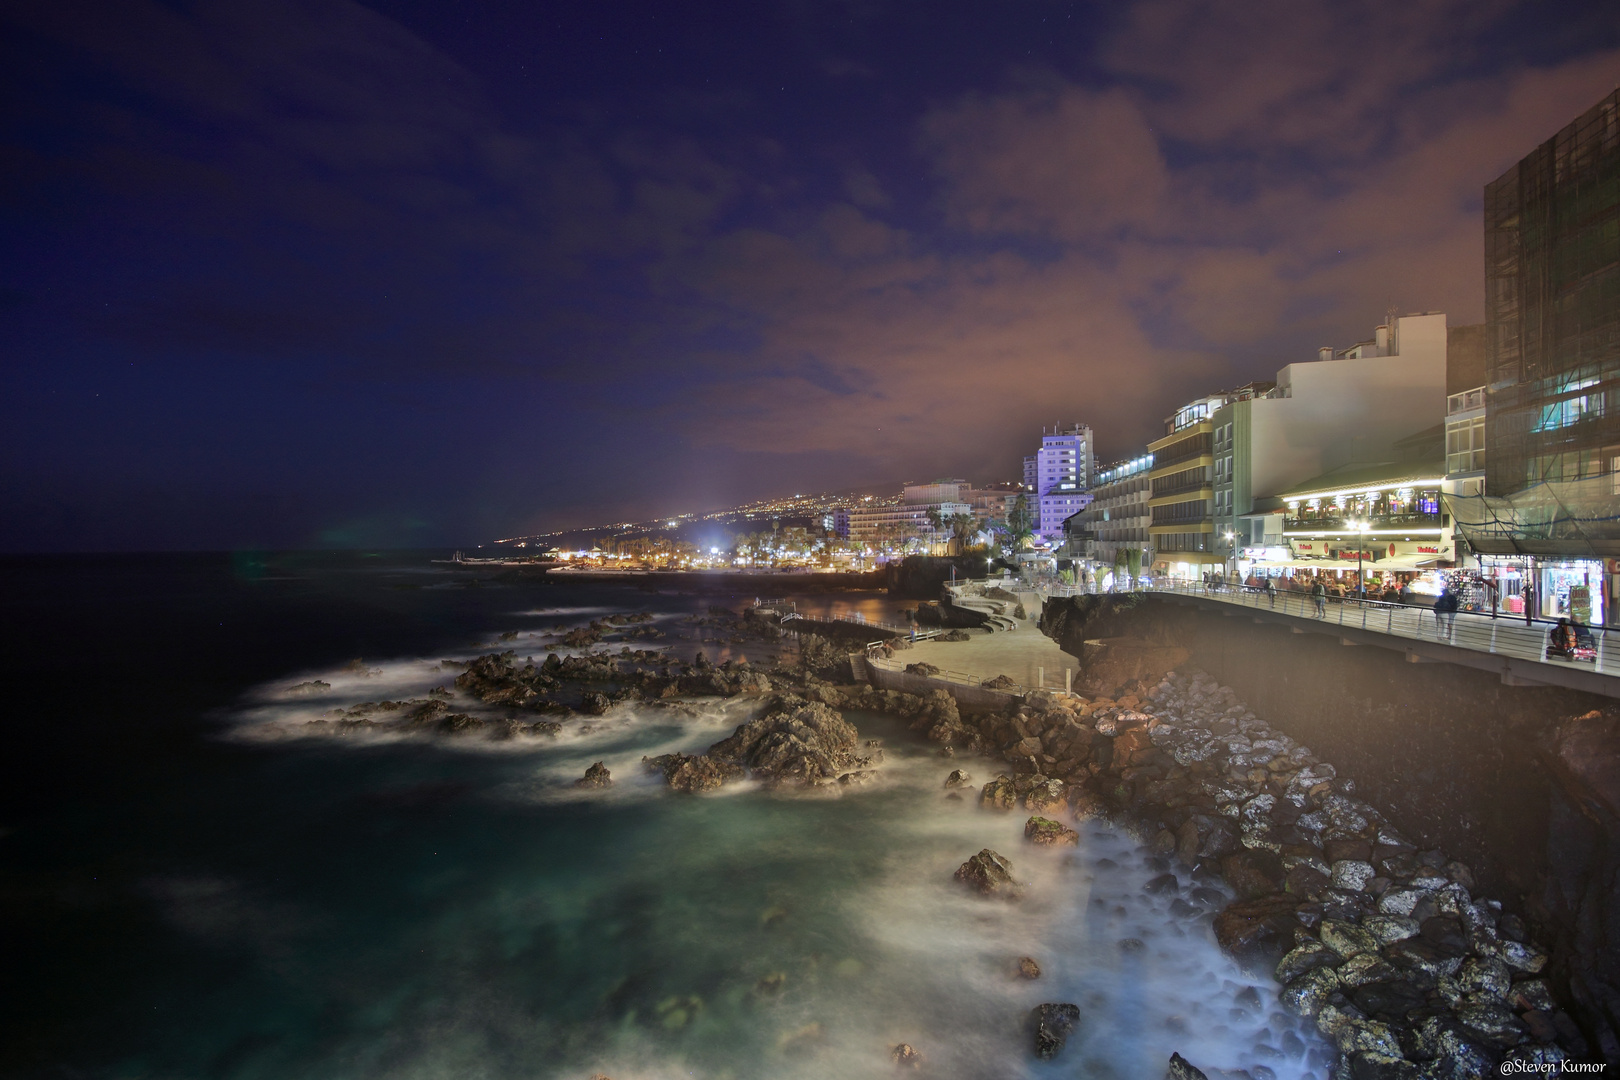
[1484,88,1620,496]
[1445,88,1620,624]
[1026,423,1095,540]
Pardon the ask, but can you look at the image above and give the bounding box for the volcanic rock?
[1166,1052,1210,1079]
[1029,1002,1081,1060]
[1024,816,1079,846]
[575,761,612,788]
[706,697,862,787]
[954,849,1024,900]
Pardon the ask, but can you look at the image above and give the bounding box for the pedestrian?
[1399,581,1414,607]
[1522,581,1535,627]
[1264,576,1277,609]
[1311,579,1326,618]
[1435,587,1459,637]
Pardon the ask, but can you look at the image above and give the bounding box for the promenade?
[1106,581,1620,699]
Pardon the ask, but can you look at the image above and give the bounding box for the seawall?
[1042,593,1620,1058]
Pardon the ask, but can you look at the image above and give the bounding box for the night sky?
[3,2,1618,551]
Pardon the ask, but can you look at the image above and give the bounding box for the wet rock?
[889,1043,923,1068]
[1495,938,1548,974]
[1024,816,1079,847]
[1455,1001,1526,1048]
[1320,919,1380,959]
[1178,814,1240,863]
[904,662,941,677]
[1222,850,1285,899]
[1334,952,1399,988]
[1214,893,1304,959]
[575,761,612,788]
[645,752,744,793]
[579,691,611,715]
[980,774,1018,811]
[1418,916,1469,957]
[1024,778,1067,814]
[1030,1002,1081,1060]
[943,769,973,789]
[1277,941,1341,983]
[1016,956,1041,979]
[1455,955,1510,999]
[1343,1050,1420,1078]
[1166,1052,1209,1079]
[287,679,331,695]
[954,849,1025,900]
[1331,860,1376,891]
[1408,1016,1495,1076]
[1361,915,1420,945]
[1280,966,1342,1016]
[707,697,862,787]
[1382,938,1463,983]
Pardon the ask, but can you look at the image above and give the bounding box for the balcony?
[1284,511,1443,533]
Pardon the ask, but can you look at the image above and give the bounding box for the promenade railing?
[1143,580,1617,678]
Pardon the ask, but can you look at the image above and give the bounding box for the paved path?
[895,618,1079,692]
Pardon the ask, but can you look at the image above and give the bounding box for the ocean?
[0,552,1329,1079]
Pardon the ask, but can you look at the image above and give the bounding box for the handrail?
[1145,579,1617,678]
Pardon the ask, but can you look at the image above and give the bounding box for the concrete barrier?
[865,663,1021,713]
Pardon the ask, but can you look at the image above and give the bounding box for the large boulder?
[575,761,612,788]
[1213,892,1305,960]
[1024,816,1080,846]
[1166,1053,1209,1079]
[980,774,1018,811]
[706,697,862,787]
[1029,1002,1081,1060]
[954,849,1025,900]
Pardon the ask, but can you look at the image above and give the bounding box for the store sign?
[1416,546,1439,554]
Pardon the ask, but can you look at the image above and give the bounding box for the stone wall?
[1041,594,1620,1059]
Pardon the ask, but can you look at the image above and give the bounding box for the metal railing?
[1149,580,1617,678]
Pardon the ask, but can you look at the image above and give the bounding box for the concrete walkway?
[895,618,1080,693]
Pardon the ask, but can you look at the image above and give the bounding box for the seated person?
[1548,617,1577,656]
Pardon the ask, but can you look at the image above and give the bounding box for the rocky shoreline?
[279,604,1588,1074]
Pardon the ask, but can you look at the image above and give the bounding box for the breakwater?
[1040,592,1620,1062]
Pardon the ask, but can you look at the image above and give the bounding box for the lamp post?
[1352,519,1370,599]
[1224,530,1236,585]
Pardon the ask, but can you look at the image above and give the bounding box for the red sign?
[1417,546,1439,554]
[1296,543,1314,551]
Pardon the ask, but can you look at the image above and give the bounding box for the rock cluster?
[934,668,1581,1073]
[645,695,880,792]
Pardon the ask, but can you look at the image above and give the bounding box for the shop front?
[1478,556,1609,625]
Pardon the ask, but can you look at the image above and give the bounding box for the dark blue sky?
[3,0,1618,550]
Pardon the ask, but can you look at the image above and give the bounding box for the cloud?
[918,84,1169,240]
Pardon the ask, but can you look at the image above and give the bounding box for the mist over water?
[0,554,1328,1078]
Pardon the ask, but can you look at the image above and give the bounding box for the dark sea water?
[0,553,1328,1080]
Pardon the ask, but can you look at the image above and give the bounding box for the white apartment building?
[1074,454,1155,568]
[1209,312,1451,563]
[1026,423,1095,540]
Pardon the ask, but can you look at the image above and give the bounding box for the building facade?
[1026,423,1095,540]
[1209,313,1451,570]
[1074,454,1155,571]
[1484,88,1620,496]
[1148,395,1230,576]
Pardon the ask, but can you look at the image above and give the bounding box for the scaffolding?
[1485,88,1620,496]
[1444,474,1620,557]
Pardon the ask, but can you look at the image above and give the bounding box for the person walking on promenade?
[1399,581,1414,607]
[1522,582,1535,627]
[1435,587,1459,637]
[1311,579,1326,618]
[1265,576,1277,609]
